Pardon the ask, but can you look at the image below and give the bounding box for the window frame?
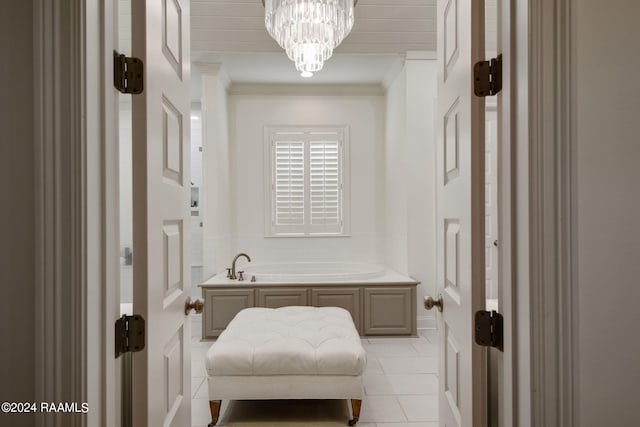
[263,125,351,237]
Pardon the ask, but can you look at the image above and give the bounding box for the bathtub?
[240,261,386,283]
[200,261,419,338]
[202,261,416,285]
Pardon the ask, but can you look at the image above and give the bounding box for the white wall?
[575,1,640,425]
[385,68,409,273]
[384,57,438,329]
[200,66,233,278]
[228,89,386,264]
[406,59,438,328]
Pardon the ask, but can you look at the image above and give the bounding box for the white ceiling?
[190,0,437,93]
[191,0,437,54]
[189,0,497,96]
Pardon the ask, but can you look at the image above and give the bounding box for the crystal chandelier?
[264,0,357,77]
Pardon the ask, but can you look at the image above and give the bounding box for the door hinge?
[474,55,502,97]
[113,50,144,95]
[475,310,503,351]
[115,314,146,358]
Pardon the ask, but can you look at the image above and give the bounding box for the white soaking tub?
[200,261,419,338]
[241,261,386,283]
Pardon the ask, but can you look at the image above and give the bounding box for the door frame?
[31,0,576,425]
[527,0,578,426]
[495,0,517,424]
[33,0,120,426]
[33,0,89,424]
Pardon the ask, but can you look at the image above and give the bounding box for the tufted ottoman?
[205,306,366,426]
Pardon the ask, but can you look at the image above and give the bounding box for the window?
[265,126,349,236]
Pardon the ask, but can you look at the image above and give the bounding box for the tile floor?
[190,313,439,427]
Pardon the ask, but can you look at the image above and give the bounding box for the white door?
[435,0,486,425]
[131,0,192,425]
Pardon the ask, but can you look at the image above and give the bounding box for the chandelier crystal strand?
[265,0,355,75]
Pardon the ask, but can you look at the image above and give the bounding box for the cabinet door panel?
[202,289,254,338]
[311,288,362,334]
[363,287,415,335]
[257,288,309,308]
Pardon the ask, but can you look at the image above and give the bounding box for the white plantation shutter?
[310,141,340,227]
[267,127,348,235]
[274,141,305,226]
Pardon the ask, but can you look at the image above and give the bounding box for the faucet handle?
[238,271,245,281]
[226,268,232,278]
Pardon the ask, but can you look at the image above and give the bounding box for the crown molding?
[229,83,384,96]
[194,62,231,90]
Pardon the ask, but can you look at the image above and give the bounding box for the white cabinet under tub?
[200,280,418,339]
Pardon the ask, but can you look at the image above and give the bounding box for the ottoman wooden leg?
[348,399,362,426]
[208,400,221,427]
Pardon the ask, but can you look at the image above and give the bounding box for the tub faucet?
[230,253,251,280]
